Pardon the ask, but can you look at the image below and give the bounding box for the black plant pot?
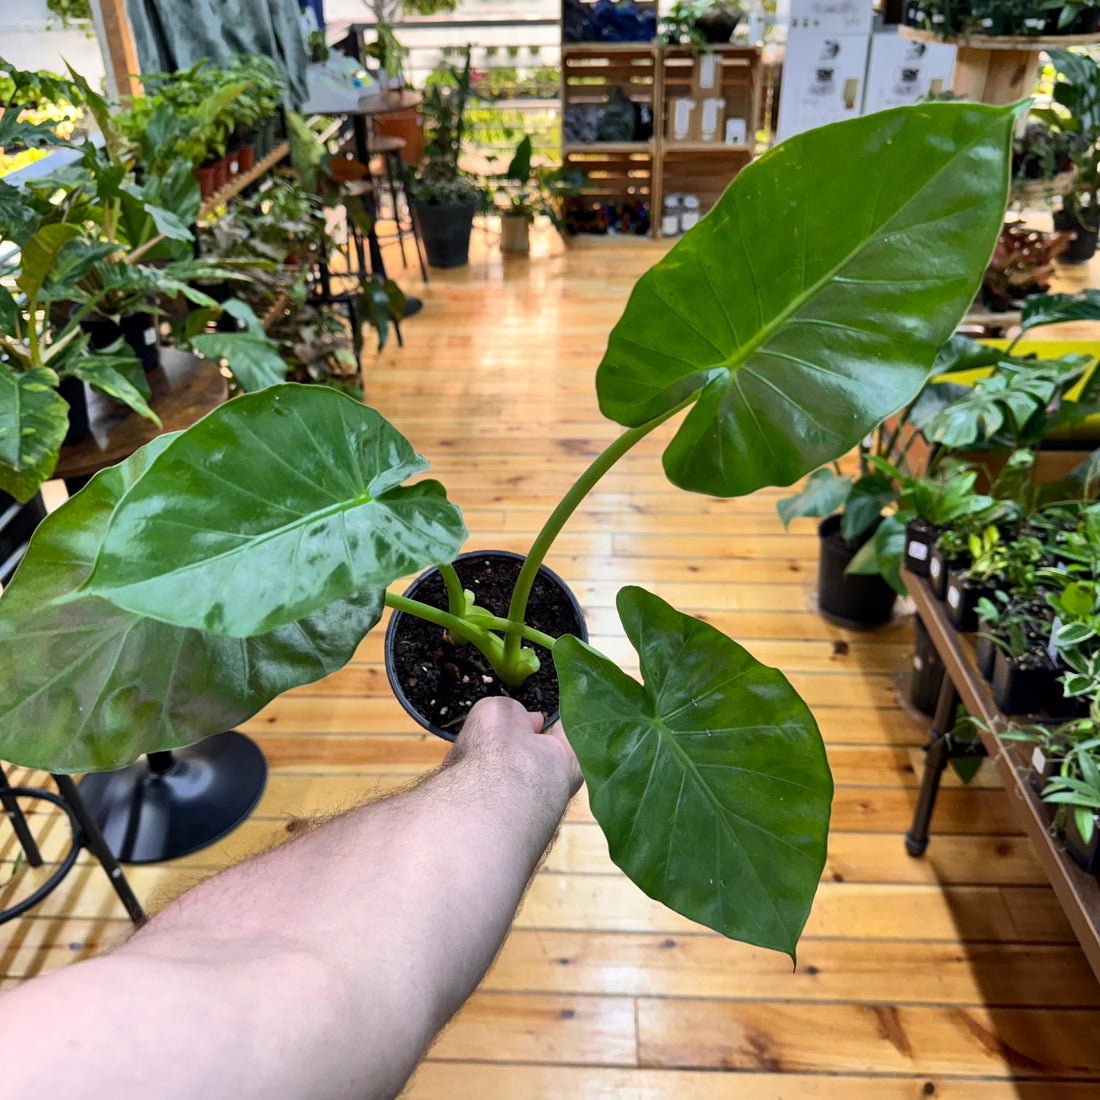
[58,374,89,446]
[694,13,738,42]
[1046,677,1091,721]
[991,646,1057,716]
[974,633,998,681]
[1054,207,1100,266]
[816,514,898,628]
[0,489,46,580]
[910,615,945,717]
[412,201,476,268]
[80,310,160,372]
[1028,741,1065,803]
[944,567,989,633]
[904,517,938,578]
[1064,809,1100,876]
[384,550,588,742]
[927,544,960,601]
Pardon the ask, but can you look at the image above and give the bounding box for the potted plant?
[494,135,585,254]
[694,0,744,42]
[979,221,1073,312]
[362,0,460,89]
[407,46,486,267]
[0,103,1018,958]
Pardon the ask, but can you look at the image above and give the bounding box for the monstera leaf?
[0,434,385,773]
[596,102,1017,497]
[554,587,832,958]
[0,367,69,502]
[84,385,467,636]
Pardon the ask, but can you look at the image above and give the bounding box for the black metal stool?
[369,135,429,282]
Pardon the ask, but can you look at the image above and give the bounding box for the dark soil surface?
[388,553,586,738]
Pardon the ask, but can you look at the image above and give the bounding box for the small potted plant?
[494,135,585,254]
[407,45,486,267]
[979,221,1073,313]
[0,102,1019,958]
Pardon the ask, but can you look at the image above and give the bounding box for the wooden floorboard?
[4,224,1100,1092]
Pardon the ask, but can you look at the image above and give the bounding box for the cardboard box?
[691,52,721,102]
[788,0,875,36]
[666,97,699,142]
[862,31,956,115]
[699,96,726,143]
[775,29,870,142]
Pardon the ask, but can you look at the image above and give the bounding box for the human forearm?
[0,699,579,1100]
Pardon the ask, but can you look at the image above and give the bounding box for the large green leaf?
[776,467,852,527]
[596,102,1017,497]
[84,385,467,636]
[190,331,288,391]
[17,223,82,301]
[0,367,68,503]
[554,586,832,958]
[67,342,160,425]
[0,434,385,773]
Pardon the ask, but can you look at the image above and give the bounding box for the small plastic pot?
[238,144,256,173]
[1064,810,1100,876]
[816,514,898,628]
[944,566,989,633]
[58,375,89,446]
[904,517,938,578]
[910,615,946,717]
[79,309,159,373]
[194,164,216,199]
[991,646,1057,716]
[973,633,998,681]
[1054,207,1100,266]
[927,544,961,601]
[384,550,588,742]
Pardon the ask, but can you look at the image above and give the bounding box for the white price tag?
[1032,746,1049,774]
[144,326,157,346]
[907,540,929,561]
[929,557,941,580]
[946,585,960,610]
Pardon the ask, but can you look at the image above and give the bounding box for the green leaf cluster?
[0,103,1019,958]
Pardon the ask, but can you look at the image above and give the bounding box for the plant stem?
[437,562,466,616]
[502,394,698,664]
[385,592,557,650]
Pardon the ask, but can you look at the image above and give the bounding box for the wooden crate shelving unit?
[560,37,762,238]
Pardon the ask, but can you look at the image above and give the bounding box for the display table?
[903,567,1100,982]
[55,348,227,487]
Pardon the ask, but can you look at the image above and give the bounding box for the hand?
[444,697,583,801]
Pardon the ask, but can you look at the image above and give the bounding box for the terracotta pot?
[238,144,255,173]
[194,164,216,199]
[212,158,228,192]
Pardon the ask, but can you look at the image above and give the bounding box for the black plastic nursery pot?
[816,514,898,628]
[79,310,160,372]
[412,201,476,268]
[58,374,89,446]
[927,543,960,601]
[384,550,589,742]
[973,633,998,681]
[1053,207,1100,266]
[903,517,937,578]
[944,566,990,633]
[910,615,946,717]
[990,646,1057,717]
[1064,809,1100,876]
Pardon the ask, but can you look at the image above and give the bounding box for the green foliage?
[0,103,1017,955]
[555,587,831,960]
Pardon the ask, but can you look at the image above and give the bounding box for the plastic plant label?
[946,584,960,610]
[144,327,157,346]
[913,655,924,671]
[1033,746,1050,775]
[1048,617,1063,666]
[907,540,929,561]
[930,557,941,580]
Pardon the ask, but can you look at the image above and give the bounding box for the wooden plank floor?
[5,220,1100,1097]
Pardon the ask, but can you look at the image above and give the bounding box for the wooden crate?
[660,145,751,214]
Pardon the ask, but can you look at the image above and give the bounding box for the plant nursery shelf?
[904,569,1100,985]
[197,141,290,221]
[662,142,753,154]
[561,41,659,54]
[960,305,1023,333]
[898,26,1100,50]
[562,141,655,154]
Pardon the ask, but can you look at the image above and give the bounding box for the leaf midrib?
[722,117,1004,380]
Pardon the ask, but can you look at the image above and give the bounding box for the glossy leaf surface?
[0,435,384,773]
[190,332,288,391]
[596,103,1016,497]
[69,343,161,424]
[554,586,832,958]
[776,468,852,528]
[0,367,68,502]
[85,385,467,636]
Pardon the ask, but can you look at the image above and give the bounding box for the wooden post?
[89,0,143,101]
